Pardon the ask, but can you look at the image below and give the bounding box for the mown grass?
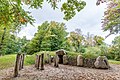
[0,51,56,70]
[0,54,35,70]
[108,60,120,65]
[0,54,16,69]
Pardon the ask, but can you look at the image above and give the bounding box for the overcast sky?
[18,0,117,44]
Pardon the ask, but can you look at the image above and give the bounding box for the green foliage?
[83,33,105,47]
[82,47,101,59]
[0,34,29,55]
[61,0,86,20]
[108,36,120,61]
[26,21,68,54]
[99,44,109,56]
[93,35,104,46]
[102,0,120,35]
[82,53,98,59]
[67,29,85,53]
[0,0,34,29]
[23,0,86,20]
[66,51,79,56]
[0,0,86,30]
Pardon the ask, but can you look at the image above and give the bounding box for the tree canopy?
[0,0,86,29]
[0,0,119,35]
[101,0,120,36]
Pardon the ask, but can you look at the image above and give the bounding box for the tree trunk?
[0,27,6,55]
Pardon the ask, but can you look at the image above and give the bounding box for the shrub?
[82,47,101,59]
[82,53,98,59]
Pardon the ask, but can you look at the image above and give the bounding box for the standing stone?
[51,56,54,62]
[35,54,38,68]
[54,55,59,67]
[47,54,51,64]
[14,54,21,77]
[77,55,83,67]
[19,54,23,70]
[56,49,66,55]
[40,53,44,70]
[63,55,68,65]
[21,54,25,69]
[56,49,66,64]
[36,55,41,69]
[94,56,110,69]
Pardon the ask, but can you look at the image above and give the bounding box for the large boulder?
[63,55,68,65]
[94,56,110,69]
[56,49,66,64]
[56,49,66,55]
[77,55,84,67]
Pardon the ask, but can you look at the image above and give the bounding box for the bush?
[82,47,101,59]
[66,51,79,56]
[99,45,109,56]
[82,53,98,59]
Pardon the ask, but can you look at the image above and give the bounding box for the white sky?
[18,0,118,44]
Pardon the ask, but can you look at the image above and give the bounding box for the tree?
[26,21,68,54]
[68,29,84,52]
[109,36,120,60]
[0,0,86,55]
[83,32,95,47]
[102,0,120,36]
[0,34,29,55]
[0,0,34,28]
[1,0,119,36]
[93,35,104,46]
[0,0,34,53]
[0,0,86,27]
[83,33,105,47]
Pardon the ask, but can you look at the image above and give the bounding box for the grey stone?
[94,56,110,69]
[51,56,54,62]
[77,55,83,67]
[47,54,51,64]
[63,55,68,65]
[54,55,59,67]
[56,49,66,55]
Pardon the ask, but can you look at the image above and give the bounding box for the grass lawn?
[108,60,120,65]
[0,51,56,70]
[0,54,35,70]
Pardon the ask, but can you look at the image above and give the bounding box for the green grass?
[0,54,36,70]
[108,60,120,65]
[0,54,16,69]
[0,51,56,70]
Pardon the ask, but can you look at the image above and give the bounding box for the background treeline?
[1,21,119,61]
